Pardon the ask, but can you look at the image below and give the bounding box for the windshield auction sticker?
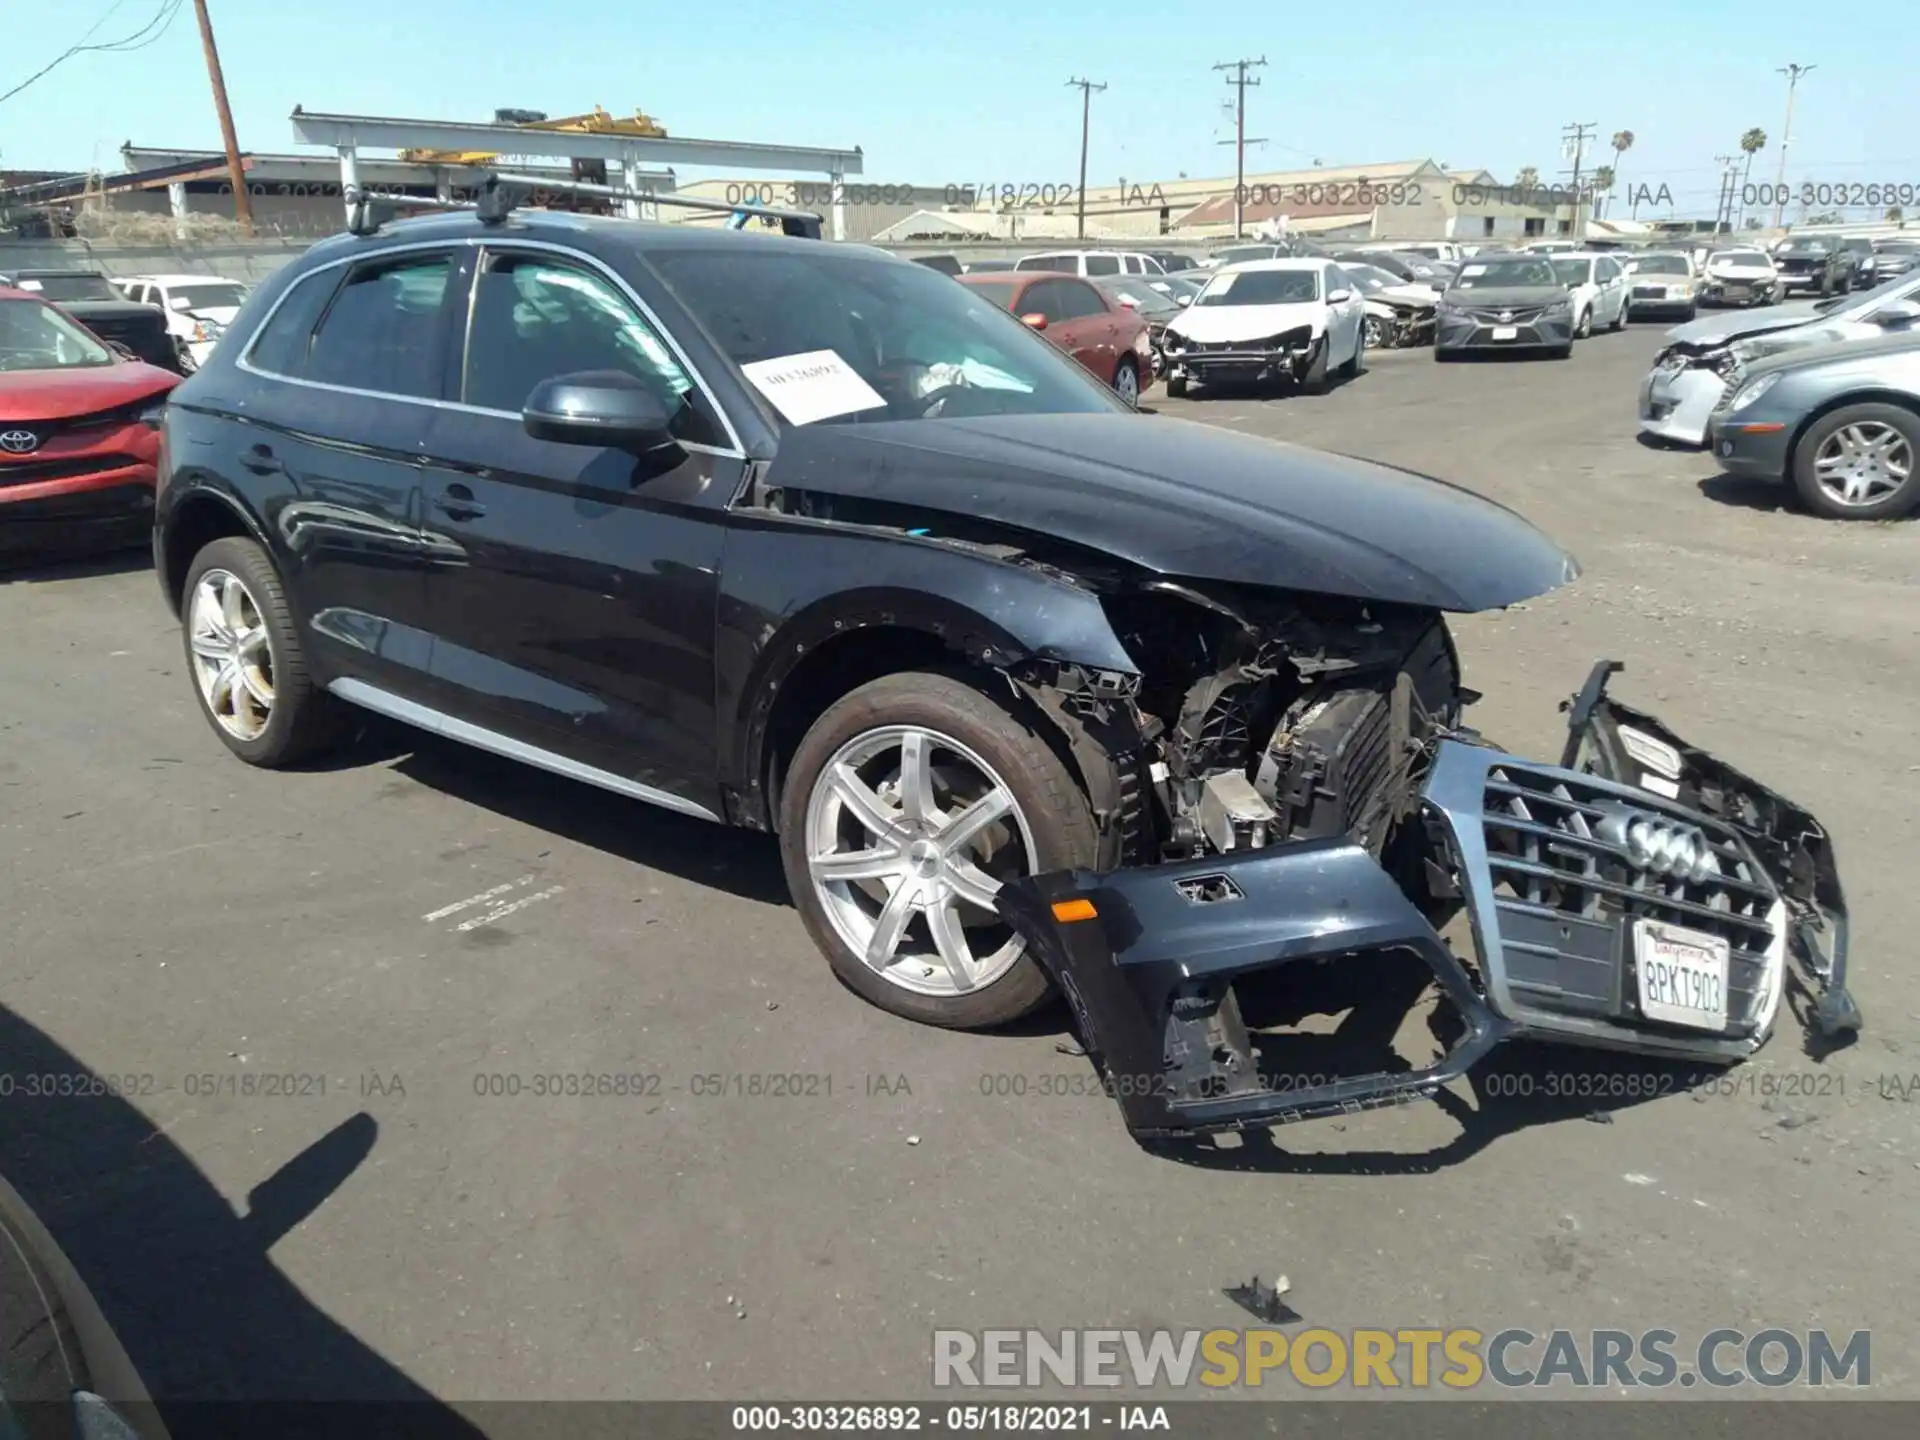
[740,349,887,425]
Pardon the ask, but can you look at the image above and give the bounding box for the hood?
[1441,284,1566,308]
[181,305,240,327]
[0,361,177,421]
[1378,282,1440,307]
[762,413,1580,613]
[1167,301,1325,343]
[1663,299,1829,348]
[1730,315,1881,364]
[46,299,163,321]
[1737,328,1920,383]
[1704,258,1775,278]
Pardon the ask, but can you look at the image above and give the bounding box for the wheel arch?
[724,581,1140,836]
[157,485,269,618]
[1785,390,1920,481]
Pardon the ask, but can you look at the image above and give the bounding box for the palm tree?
[1611,130,1635,215]
[1590,165,1615,219]
[1738,128,1767,225]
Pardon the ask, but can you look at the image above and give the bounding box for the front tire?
[1165,374,1188,398]
[181,537,347,766]
[1791,404,1920,520]
[1574,307,1593,339]
[778,672,1103,1029]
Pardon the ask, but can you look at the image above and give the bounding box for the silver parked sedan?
[1709,331,1920,519]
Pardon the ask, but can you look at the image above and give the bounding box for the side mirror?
[523,371,680,452]
[1328,287,1352,302]
[1019,312,1048,331]
[1871,300,1920,328]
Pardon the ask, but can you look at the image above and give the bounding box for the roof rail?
[344,171,825,239]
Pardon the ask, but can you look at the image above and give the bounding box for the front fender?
[714,513,1138,818]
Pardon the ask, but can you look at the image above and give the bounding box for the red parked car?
[1,285,178,566]
[957,271,1153,404]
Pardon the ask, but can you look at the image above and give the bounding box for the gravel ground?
[1,319,1914,1433]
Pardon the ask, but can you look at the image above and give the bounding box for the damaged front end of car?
[996,654,1861,1142]
[1364,301,1437,349]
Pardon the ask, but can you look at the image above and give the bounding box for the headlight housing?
[1542,296,1573,315]
[1727,372,1781,412]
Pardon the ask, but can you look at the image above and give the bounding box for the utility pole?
[1066,77,1107,240]
[191,0,252,232]
[1772,63,1814,229]
[1713,154,1741,232]
[1560,121,1597,235]
[1214,57,1267,238]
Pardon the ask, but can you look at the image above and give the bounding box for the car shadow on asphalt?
[346,722,795,909]
[1171,366,1368,404]
[1696,473,1796,513]
[0,1004,486,1437]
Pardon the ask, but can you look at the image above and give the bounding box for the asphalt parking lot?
[4,319,1918,1421]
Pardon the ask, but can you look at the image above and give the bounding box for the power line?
[0,0,185,107]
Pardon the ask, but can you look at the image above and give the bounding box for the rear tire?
[1112,356,1140,406]
[1574,307,1593,339]
[1609,301,1628,332]
[778,671,1104,1030]
[181,536,348,767]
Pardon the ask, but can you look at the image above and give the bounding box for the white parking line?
[457,885,565,932]
[423,875,534,923]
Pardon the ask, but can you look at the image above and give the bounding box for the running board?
[327,678,723,824]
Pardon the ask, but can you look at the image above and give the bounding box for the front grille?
[0,454,138,487]
[1479,763,1778,1032]
[1469,307,1543,323]
[1632,285,1666,299]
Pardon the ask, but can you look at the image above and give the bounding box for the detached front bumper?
[997,661,1859,1141]
[1639,360,1731,445]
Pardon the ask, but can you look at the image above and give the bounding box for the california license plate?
[1634,920,1730,1030]
[1491,325,1519,341]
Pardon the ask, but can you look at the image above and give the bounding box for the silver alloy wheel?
[804,724,1037,998]
[1363,314,1389,348]
[1813,422,1913,507]
[1115,361,1139,405]
[188,569,275,740]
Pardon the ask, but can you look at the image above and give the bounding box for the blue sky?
[0,0,1897,220]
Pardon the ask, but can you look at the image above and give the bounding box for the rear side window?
[1016,255,1076,273]
[244,268,340,378]
[1055,280,1106,319]
[1083,254,1121,276]
[304,253,452,398]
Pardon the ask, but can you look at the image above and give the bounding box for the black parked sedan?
[1433,253,1576,358]
[1771,236,1851,298]
[150,202,1859,1138]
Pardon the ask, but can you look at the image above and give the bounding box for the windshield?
[1714,251,1770,267]
[0,296,116,371]
[1878,241,1920,254]
[1345,266,1396,293]
[1831,269,1920,317]
[1096,282,1175,315]
[1196,268,1320,305]
[1213,246,1275,266]
[1550,258,1594,285]
[166,282,248,311]
[1631,255,1690,275]
[1451,257,1559,288]
[11,272,119,302]
[1779,240,1830,254]
[651,248,1124,426]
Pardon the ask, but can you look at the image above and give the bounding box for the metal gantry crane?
[398,106,669,167]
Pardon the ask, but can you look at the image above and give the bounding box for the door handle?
[433,483,486,521]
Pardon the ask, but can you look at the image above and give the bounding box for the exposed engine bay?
[992,584,1863,1143]
[754,480,1861,1145]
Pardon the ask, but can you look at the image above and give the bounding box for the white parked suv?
[115,273,250,370]
[1014,250,1166,278]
